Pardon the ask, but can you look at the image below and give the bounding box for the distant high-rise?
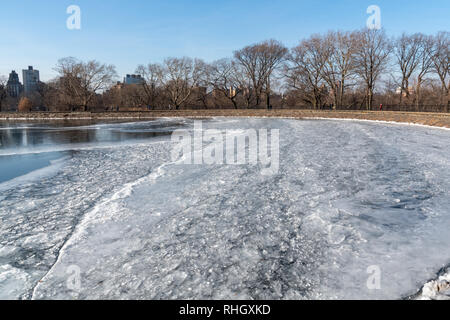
[22,66,40,94]
[6,71,23,97]
[123,74,144,85]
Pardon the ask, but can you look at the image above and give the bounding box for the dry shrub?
[18,97,32,112]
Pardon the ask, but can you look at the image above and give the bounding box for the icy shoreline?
[1,110,450,130]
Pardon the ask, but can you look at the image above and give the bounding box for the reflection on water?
[0,119,187,183]
[0,120,185,150]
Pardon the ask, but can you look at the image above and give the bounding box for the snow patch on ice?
[303,117,450,131]
[416,269,450,300]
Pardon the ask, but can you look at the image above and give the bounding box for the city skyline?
[1,0,449,81]
[4,66,40,96]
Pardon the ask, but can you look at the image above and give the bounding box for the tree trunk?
[367,88,373,111]
[415,80,421,112]
[232,99,238,110]
[339,78,345,109]
[444,87,450,113]
[332,88,338,110]
[405,79,410,98]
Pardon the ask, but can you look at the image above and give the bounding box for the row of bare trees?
[50,57,117,111]
[393,31,449,111]
[1,28,448,112]
[285,29,449,111]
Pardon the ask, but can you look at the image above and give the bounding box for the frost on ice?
[0,118,449,300]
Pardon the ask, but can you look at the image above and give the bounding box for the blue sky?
[1,0,449,81]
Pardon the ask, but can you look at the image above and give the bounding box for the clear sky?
[1,0,449,81]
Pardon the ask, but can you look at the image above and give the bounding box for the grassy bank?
[1,110,450,129]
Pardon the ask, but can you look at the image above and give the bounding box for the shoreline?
[1,110,450,129]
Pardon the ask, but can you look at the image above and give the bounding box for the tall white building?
[22,66,40,94]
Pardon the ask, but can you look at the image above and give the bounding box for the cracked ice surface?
[1,118,450,300]
[0,119,176,299]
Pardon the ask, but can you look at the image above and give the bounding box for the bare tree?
[394,33,422,104]
[234,39,287,108]
[354,29,392,110]
[55,57,117,111]
[234,44,260,107]
[285,35,329,109]
[234,63,255,108]
[431,31,449,110]
[136,63,163,109]
[321,31,358,109]
[209,59,243,109]
[192,62,211,108]
[159,57,206,110]
[106,84,149,111]
[259,40,288,109]
[414,34,435,111]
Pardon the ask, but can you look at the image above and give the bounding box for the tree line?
[1,28,448,113]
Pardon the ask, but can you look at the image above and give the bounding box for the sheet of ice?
[1,118,450,299]
[21,119,449,300]
[0,125,174,299]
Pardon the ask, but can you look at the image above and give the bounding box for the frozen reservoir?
[0,118,449,300]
